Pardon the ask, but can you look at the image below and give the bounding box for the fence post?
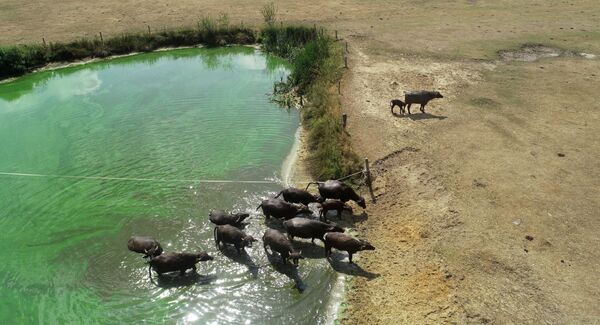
[147,25,151,34]
[344,55,348,68]
[342,114,347,128]
[364,158,376,203]
[335,30,338,40]
[42,37,47,47]
[345,41,348,53]
[99,32,104,44]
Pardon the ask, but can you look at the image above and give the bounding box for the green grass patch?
[261,26,360,179]
[0,19,255,79]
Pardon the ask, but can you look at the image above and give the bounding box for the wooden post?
[364,158,376,203]
[335,30,338,40]
[342,114,347,128]
[147,25,151,34]
[337,80,341,94]
[42,37,47,47]
[99,32,104,44]
[345,41,348,53]
[344,55,348,68]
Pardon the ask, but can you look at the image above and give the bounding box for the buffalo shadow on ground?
[327,252,379,280]
[218,244,260,278]
[151,268,216,288]
[391,111,447,120]
[264,248,306,293]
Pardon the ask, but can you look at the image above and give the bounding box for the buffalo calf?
[318,199,351,221]
[390,99,406,114]
[324,232,375,264]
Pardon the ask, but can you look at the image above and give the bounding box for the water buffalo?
[390,99,406,114]
[318,199,351,221]
[306,180,366,209]
[404,90,443,114]
[263,228,304,265]
[148,251,213,276]
[127,236,163,258]
[275,187,323,206]
[209,210,250,226]
[214,225,256,254]
[283,217,344,244]
[324,232,375,264]
[256,198,311,220]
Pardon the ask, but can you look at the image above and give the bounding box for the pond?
[0,47,340,324]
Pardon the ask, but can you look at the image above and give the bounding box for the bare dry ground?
[2,1,599,324]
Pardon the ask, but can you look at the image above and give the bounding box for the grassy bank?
[261,26,361,179]
[0,19,255,79]
[0,22,359,180]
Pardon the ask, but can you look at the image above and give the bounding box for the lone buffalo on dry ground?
[390,99,406,114]
[306,180,366,209]
[283,217,344,244]
[209,210,250,226]
[318,199,351,221]
[257,198,311,220]
[404,90,444,114]
[324,232,375,264]
[148,251,213,276]
[263,228,305,265]
[214,224,256,254]
[275,187,323,206]
[127,236,163,258]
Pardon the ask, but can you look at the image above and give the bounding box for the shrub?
[261,2,277,26]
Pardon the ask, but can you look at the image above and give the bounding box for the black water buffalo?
[263,228,304,265]
[275,187,323,206]
[209,210,250,226]
[256,198,311,220]
[324,232,375,264]
[127,236,163,258]
[283,217,344,244]
[390,99,406,114]
[306,180,366,209]
[404,90,444,114]
[318,199,351,221]
[214,225,256,254]
[149,251,213,276]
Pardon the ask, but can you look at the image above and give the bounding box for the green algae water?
[0,47,340,324]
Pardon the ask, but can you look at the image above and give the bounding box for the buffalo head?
[293,204,312,215]
[326,224,345,233]
[242,235,257,248]
[359,240,375,251]
[289,251,305,265]
[143,245,163,259]
[196,251,214,261]
[356,197,367,209]
[434,91,444,99]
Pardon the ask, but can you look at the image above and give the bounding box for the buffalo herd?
[127,179,375,287]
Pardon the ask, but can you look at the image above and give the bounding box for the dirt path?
[2,1,600,323]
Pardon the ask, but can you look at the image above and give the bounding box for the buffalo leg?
[407,103,412,114]
[324,244,331,258]
[180,269,186,276]
[348,253,354,264]
[420,103,426,113]
[192,265,197,273]
[337,208,343,219]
